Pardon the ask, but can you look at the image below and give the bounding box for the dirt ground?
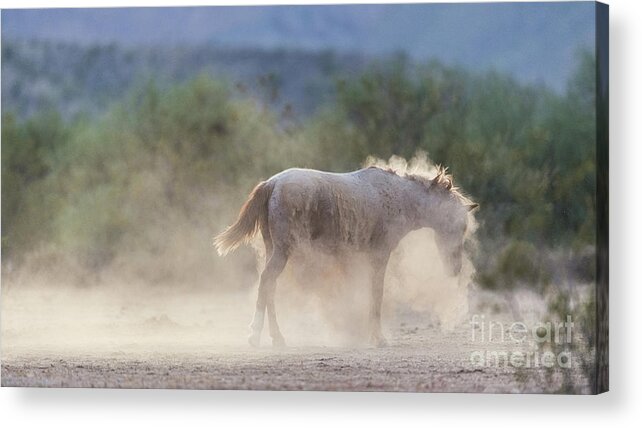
[1,284,589,392]
[0,327,556,392]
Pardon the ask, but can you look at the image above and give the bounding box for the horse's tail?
[214,180,275,256]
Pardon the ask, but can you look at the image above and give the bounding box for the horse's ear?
[466,203,479,212]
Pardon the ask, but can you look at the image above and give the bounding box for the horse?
[214,165,478,348]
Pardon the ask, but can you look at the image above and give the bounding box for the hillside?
[2,40,367,119]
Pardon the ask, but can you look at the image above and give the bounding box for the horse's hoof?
[272,335,286,348]
[248,333,261,348]
[370,335,388,348]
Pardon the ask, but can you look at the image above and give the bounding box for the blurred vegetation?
[1,45,596,289]
[1,39,365,120]
[538,286,597,393]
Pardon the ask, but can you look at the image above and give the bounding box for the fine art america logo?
[469,314,574,369]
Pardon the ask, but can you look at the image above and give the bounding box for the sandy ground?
[1,330,563,392]
[1,287,590,393]
[1,344,545,392]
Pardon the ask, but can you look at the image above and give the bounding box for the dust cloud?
[1,153,477,356]
[365,153,478,331]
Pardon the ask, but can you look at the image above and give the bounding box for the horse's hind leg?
[261,220,287,347]
[248,247,288,347]
[259,211,273,262]
[266,280,286,347]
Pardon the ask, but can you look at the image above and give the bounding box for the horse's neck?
[384,176,447,238]
[377,176,426,239]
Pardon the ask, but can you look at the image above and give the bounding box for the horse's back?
[268,168,384,211]
[266,168,387,249]
[268,167,384,194]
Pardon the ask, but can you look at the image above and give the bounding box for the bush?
[1,51,597,289]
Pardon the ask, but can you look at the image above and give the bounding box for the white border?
[0,0,613,8]
[2,0,641,427]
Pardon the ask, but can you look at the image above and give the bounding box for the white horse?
[214,165,477,347]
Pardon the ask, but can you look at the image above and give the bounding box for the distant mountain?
[2,3,595,91]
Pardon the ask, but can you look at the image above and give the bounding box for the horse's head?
[433,202,476,276]
[410,167,478,276]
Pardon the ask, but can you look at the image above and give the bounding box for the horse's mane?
[368,163,471,205]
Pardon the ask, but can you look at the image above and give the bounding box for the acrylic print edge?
[595,0,609,395]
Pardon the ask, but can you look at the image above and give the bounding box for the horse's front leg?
[368,251,391,347]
